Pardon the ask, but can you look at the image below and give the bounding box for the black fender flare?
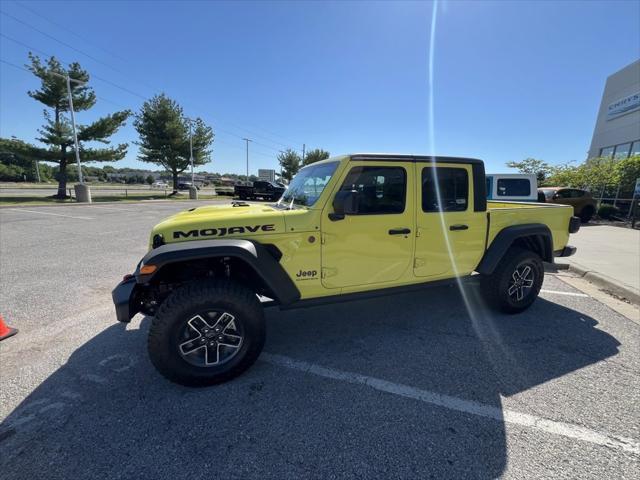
[136,239,300,305]
[476,224,553,275]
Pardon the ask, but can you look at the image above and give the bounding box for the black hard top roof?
[348,153,483,165]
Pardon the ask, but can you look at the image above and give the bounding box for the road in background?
[1,202,638,479]
[0,187,219,197]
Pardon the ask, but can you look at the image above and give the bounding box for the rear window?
[497,178,531,196]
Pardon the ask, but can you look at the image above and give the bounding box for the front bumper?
[112,276,139,323]
[554,245,577,258]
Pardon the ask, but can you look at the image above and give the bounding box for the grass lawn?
[0,193,224,206]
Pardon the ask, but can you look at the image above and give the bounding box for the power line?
[0,9,133,79]
[1,6,304,151]
[1,57,279,159]
[1,7,304,157]
[12,1,137,68]
[0,33,148,101]
[0,57,130,109]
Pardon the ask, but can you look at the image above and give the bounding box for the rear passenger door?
[414,163,487,278]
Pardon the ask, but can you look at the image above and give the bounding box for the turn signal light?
[140,265,157,275]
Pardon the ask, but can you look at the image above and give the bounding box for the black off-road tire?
[580,206,594,223]
[481,247,544,314]
[148,280,265,387]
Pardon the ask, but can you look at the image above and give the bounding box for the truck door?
[414,163,487,278]
[321,161,415,289]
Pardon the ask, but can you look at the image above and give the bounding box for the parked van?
[486,173,538,201]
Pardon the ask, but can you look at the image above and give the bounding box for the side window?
[497,178,531,196]
[339,166,406,214]
[556,189,571,199]
[422,167,469,212]
[570,189,584,198]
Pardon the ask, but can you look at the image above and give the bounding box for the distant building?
[588,59,640,159]
[258,169,276,182]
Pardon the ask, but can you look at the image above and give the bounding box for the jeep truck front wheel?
[148,281,265,386]
[481,247,543,314]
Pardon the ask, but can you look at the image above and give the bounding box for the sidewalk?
[556,224,640,304]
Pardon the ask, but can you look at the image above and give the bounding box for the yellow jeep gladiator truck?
[112,154,580,386]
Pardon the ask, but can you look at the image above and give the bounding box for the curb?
[558,261,640,305]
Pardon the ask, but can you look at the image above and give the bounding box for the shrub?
[597,204,619,220]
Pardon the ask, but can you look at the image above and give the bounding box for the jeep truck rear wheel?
[148,281,265,386]
[481,247,543,314]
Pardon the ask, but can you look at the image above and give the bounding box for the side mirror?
[330,190,358,221]
[552,194,559,200]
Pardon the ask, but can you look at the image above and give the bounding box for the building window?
[630,141,640,157]
[614,143,632,160]
[600,146,615,158]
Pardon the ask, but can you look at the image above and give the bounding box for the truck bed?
[487,200,573,252]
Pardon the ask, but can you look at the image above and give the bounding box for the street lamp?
[186,117,197,200]
[50,71,91,202]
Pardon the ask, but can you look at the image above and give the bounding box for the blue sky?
[1,0,638,174]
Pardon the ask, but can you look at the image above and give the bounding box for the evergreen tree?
[0,54,131,197]
[134,94,214,193]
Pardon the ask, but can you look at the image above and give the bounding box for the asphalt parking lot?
[1,201,639,479]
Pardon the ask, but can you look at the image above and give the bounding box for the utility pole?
[34,160,41,183]
[302,143,306,165]
[242,138,252,183]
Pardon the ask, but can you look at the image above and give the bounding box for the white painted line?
[83,205,137,212]
[540,289,589,298]
[8,208,94,220]
[261,353,640,454]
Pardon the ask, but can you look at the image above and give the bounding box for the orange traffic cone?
[0,314,18,341]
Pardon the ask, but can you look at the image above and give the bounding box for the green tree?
[278,148,301,181]
[0,54,131,197]
[134,94,214,193]
[614,155,640,193]
[146,175,155,185]
[302,148,330,166]
[506,157,553,183]
[0,138,53,181]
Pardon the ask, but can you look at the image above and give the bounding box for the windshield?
[279,161,339,207]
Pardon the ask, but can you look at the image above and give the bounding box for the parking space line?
[7,208,94,220]
[540,289,589,298]
[261,353,639,454]
[82,205,138,212]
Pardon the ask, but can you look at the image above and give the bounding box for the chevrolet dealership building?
[588,59,640,159]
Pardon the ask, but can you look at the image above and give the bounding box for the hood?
[150,203,286,246]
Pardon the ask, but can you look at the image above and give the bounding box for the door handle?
[449,224,469,231]
[388,228,411,235]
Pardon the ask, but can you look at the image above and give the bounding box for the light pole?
[187,117,198,199]
[242,138,252,183]
[65,75,84,185]
[51,72,91,202]
[188,119,194,184]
